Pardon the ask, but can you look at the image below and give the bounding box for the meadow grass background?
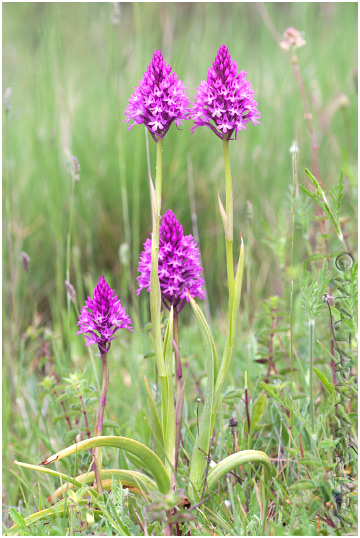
[2,2,358,535]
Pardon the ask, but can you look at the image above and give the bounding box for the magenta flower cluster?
[190,45,261,140]
[125,45,260,141]
[76,274,133,353]
[137,210,206,313]
[124,49,190,141]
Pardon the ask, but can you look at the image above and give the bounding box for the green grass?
[3,2,358,536]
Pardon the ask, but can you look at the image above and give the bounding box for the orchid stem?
[223,139,235,309]
[173,311,184,480]
[93,350,109,494]
[66,179,76,367]
[155,139,163,214]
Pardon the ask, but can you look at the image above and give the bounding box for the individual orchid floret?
[137,210,206,313]
[124,50,190,142]
[279,27,306,51]
[76,274,133,353]
[190,45,261,140]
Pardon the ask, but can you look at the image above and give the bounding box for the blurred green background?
[3,2,357,329]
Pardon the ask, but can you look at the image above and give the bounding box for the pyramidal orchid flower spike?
[124,49,190,142]
[190,44,261,140]
[76,274,134,354]
[75,274,133,494]
[137,209,206,314]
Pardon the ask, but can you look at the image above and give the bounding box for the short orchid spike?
[76,274,134,354]
[124,49,190,142]
[137,210,206,314]
[190,44,261,140]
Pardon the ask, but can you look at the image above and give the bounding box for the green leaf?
[213,237,244,428]
[298,457,323,467]
[251,392,267,433]
[64,429,81,444]
[299,185,316,201]
[319,481,332,503]
[8,508,30,535]
[149,175,165,379]
[104,493,131,536]
[313,367,334,394]
[206,450,272,496]
[289,479,316,491]
[39,436,170,493]
[144,376,165,464]
[217,191,228,238]
[162,308,176,477]
[188,294,216,496]
[259,382,284,406]
[6,504,68,535]
[102,419,121,430]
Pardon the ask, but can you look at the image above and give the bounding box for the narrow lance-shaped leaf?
[48,469,156,502]
[163,307,176,479]
[213,236,244,428]
[39,436,170,494]
[188,294,215,497]
[218,190,228,239]
[149,177,165,378]
[144,376,166,463]
[206,450,272,495]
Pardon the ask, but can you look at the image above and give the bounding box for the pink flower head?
[279,27,306,51]
[76,274,133,353]
[137,210,206,314]
[124,50,190,142]
[190,45,261,140]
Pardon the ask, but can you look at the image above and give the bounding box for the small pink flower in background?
[124,50,190,142]
[279,27,306,51]
[190,45,261,140]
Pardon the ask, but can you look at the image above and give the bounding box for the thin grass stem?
[66,178,76,366]
[309,319,315,432]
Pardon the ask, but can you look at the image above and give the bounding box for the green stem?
[173,311,184,480]
[148,135,165,378]
[287,145,298,481]
[223,139,234,306]
[309,319,315,431]
[66,179,76,366]
[93,351,109,494]
[155,139,163,213]
[173,312,181,396]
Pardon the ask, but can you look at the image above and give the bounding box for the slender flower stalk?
[189,45,257,490]
[126,52,190,477]
[281,28,339,387]
[76,274,133,492]
[289,141,299,433]
[172,311,184,479]
[66,155,80,366]
[155,139,163,212]
[309,319,315,432]
[223,139,234,309]
[138,209,205,483]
